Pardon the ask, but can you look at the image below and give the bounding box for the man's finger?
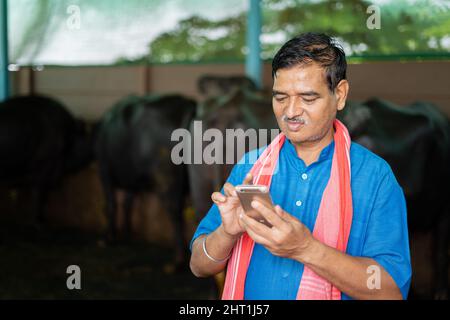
[274,205,288,219]
[251,201,285,229]
[223,183,236,197]
[275,205,298,223]
[211,192,226,204]
[240,214,271,247]
[242,173,253,185]
[245,227,272,247]
[240,212,272,238]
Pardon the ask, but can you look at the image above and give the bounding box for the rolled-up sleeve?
[362,168,412,299]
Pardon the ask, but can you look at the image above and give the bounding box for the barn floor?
[0,222,213,299]
[0,207,447,300]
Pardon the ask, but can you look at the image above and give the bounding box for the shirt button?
[301,173,308,180]
[296,200,302,207]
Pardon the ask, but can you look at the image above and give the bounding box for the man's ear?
[335,79,349,111]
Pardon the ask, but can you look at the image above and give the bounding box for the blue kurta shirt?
[191,139,412,300]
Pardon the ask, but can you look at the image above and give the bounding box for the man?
[189,33,411,300]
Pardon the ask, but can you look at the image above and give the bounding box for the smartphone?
[235,185,274,227]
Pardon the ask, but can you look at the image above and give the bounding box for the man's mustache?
[281,115,307,124]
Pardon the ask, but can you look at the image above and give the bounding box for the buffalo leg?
[32,186,49,225]
[100,171,117,243]
[163,173,188,268]
[187,163,214,221]
[165,194,187,268]
[123,192,135,242]
[106,187,117,242]
[32,159,61,225]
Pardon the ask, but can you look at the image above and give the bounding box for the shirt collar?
[284,138,335,169]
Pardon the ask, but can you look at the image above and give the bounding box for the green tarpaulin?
[7,0,450,66]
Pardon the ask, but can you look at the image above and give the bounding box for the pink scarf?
[222,119,353,300]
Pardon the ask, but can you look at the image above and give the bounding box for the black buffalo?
[187,87,278,297]
[338,98,450,299]
[198,75,257,98]
[0,94,94,223]
[188,87,278,222]
[95,94,196,266]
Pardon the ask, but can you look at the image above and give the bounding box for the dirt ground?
[1,221,448,300]
[0,166,448,300]
[0,222,213,299]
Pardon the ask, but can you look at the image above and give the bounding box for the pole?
[245,0,262,89]
[0,0,9,101]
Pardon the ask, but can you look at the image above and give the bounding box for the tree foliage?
[148,14,246,63]
[138,0,450,64]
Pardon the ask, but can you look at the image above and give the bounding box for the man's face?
[272,63,344,145]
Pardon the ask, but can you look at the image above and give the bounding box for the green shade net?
[7,0,450,66]
[8,0,248,65]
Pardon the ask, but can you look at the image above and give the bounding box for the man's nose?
[285,96,304,118]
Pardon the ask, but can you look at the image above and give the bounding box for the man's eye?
[303,98,317,104]
[275,96,286,102]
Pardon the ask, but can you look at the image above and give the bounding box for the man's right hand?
[211,173,253,239]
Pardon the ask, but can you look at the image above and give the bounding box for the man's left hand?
[239,200,316,262]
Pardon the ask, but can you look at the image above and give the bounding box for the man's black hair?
[272,32,347,92]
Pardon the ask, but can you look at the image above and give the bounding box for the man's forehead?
[274,63,325,79]
[273,63,327,92]
[273,63,328,91]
